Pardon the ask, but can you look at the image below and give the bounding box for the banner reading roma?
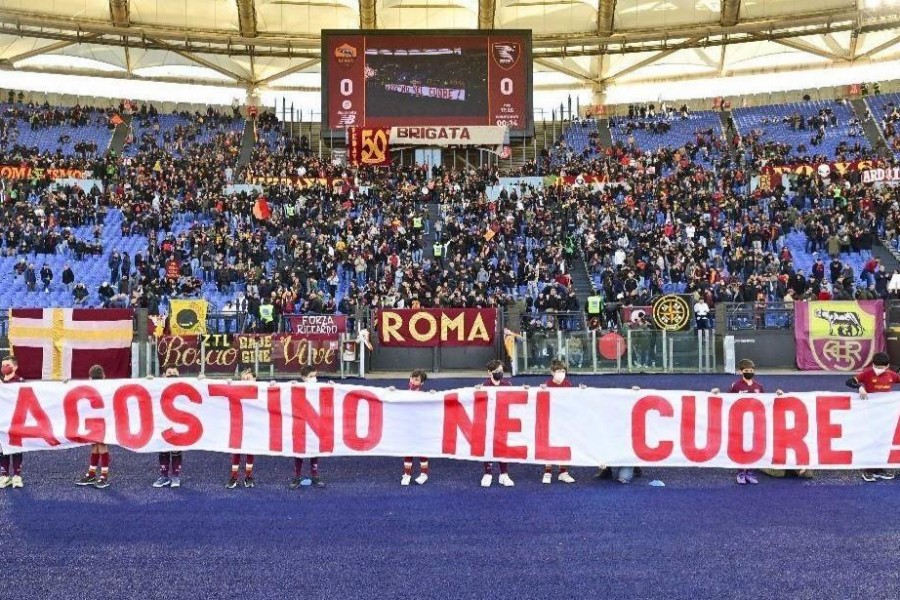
[156,333,339,373]
[794,300,885,371]
[376,309,497,347]
[0,164,87,180]
[3,383,900,470]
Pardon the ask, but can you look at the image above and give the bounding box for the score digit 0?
[500,78,514,96]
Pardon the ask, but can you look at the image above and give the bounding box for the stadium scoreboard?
[322,30,533,137]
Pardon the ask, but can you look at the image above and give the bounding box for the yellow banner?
[169,299,208,336]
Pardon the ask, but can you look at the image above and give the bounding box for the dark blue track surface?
[2,374,899,600]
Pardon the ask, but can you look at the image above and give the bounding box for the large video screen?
[322,30,532,136]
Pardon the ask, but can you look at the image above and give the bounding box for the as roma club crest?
[334,43,358,68]
[492,42,521,70]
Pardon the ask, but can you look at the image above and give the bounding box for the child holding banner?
[75,365,111,489]
[152,367,185,489]
[402,369,430,486]
[479,360,514,488]
[850,352,900,482]
[711,359,783,485]
[289,366,326,490]
[228,368,258,489]
[0,356,25,489]
[540,360,577,485]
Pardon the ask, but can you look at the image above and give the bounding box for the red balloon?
[598,332,626,360]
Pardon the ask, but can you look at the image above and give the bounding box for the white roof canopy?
[0,0,899,94]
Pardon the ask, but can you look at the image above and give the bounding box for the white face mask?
[874,367,887,376]
[552,371,566,384]
[306,376,317,383]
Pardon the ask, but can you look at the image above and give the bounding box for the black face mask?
[742,372,755,380]
[491,370,504,381]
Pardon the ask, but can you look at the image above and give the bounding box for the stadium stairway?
[108,114,131,155]
[569,258,594,308]
[237,120,256,169]
[597,119,613,149]
[850,98,892,158]
[424,201,442,260]
[872,239,900,272]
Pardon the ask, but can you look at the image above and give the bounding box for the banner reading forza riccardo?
[794,300,885,371]
[156,333,339,373]
[2,382,900,469]
[376,309,497,347]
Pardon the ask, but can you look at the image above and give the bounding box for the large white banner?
[1,380,899,469]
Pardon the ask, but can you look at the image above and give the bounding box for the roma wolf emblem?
[492,42,521,69]
[813,308,864,337]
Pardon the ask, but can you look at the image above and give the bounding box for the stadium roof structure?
[1,0,900,96]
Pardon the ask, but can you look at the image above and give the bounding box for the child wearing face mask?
[402,369,430,486]
[849,352,900,482]
[290,365,326,489]
[152,367,185,488]
[75,365,112,489]
[227,368,259,489]
[712,359,783,485]
[479,359,514,488]
[540,360,576,484]
[0,356,25,489]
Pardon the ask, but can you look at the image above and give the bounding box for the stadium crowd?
[1,92,900,334]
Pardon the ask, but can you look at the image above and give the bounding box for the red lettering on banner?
[160,383,203,447]
[727,398,766,464]
[267,386,283,452]
[680,395,722,463]
[342,389,383,451]
[816,395,853,465]
[63,385,106,443]
[9,387,60,447]
[208,384,259,449]
[442,391,488,456]
[291,386,335,453]
[632,395,674,461]
[772,396,810,465]
[493,391,528,460]
[889,410,900,464]
[535,391,571,462]
[112,384,154,449]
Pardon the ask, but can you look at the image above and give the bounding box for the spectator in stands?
[73,282,89,305]
[39,263,53,293]
[24,263,36,292]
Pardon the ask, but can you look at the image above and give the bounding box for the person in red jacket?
[227,368,258,489]
[480,359,514,488]
[711,359,783,485]
[152,367,186,488]
[540,360,577,484]
[289,365,326,489]
[75,365,111,489]
[0,356,25,489]
[401,369,431,486]
[851,352,900,482]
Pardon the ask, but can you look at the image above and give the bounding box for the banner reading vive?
[1,382,899,469]
[794,300,885,371]
[376,309,497,347]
